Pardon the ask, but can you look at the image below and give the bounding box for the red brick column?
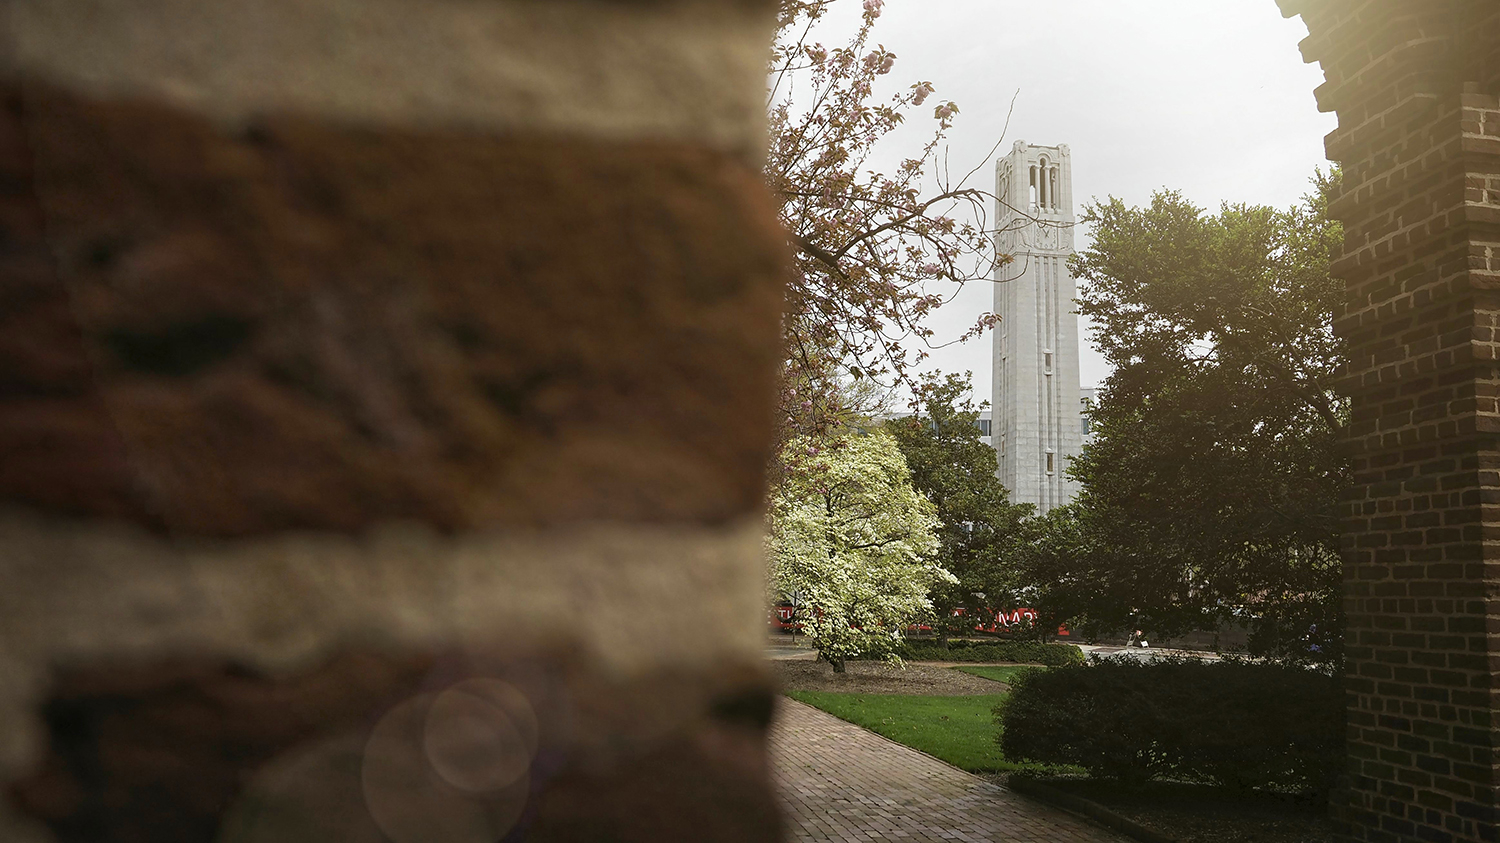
[1283,1,1500,840]
[0,2,786,841]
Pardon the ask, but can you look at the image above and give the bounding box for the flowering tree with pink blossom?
[767,0,1012,446]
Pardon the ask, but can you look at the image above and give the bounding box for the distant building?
[991,141,1084,515]
[887,401,1090,458]
[1080,387,1096,445]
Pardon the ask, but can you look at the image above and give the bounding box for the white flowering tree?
[768,429,952,672]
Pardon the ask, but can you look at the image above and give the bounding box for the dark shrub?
[894,640,1086,666]
[995,658,1343,793]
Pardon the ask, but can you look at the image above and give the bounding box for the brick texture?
[1283,2,1500,840]
[0,83,786,536]
[1,0,789,839]
[772,698,1123,843]
[8,651,780,843]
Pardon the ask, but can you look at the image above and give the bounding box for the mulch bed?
[989,777,1338,843]
[770,658,1008,695]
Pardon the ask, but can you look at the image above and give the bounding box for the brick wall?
[0,1,786,841]
[1281,1,1500,840]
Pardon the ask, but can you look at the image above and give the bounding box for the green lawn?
[952,665,1040,685]
[785,690,1030,772]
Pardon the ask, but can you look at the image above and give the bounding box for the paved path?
[771,698,1123,842]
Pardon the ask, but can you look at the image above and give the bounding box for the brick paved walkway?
[771,698,1123,842]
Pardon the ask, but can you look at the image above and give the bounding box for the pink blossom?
[911,82,934,106]
[863,0,884,14]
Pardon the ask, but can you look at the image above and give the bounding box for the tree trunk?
[831,657,846,674]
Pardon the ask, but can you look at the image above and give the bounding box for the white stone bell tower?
[992,141,1083,514]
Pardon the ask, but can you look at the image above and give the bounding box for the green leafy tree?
[885,372,1031,639]
[1020,175,1347,663]
[768,429,952,671]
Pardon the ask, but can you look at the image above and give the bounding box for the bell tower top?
[996,141,1074,227]
[995,141,1075,257]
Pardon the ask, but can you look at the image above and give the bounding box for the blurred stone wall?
[1282,1,1500,840]
[0,1,786,840]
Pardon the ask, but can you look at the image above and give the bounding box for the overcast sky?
[794,0,1337,400]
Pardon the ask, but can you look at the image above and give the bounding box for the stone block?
[0,0,786,840]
